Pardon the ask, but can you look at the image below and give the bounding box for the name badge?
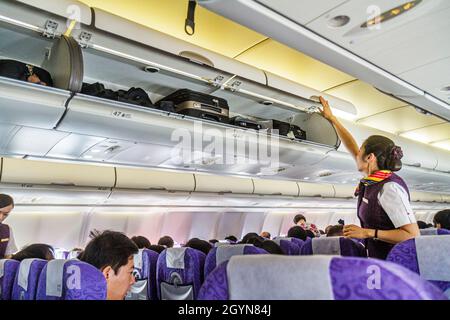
[362,198,369,204]
[0,238,9,243]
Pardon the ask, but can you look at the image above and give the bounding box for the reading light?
[361,0,422,28]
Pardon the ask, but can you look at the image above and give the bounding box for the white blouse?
[377,182,417,228]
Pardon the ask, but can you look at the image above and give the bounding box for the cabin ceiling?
[79,0,450,152]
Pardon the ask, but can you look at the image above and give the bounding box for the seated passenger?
[260,231,271,239]
[247,236,264,247]
[148,244,165,254]
[287,226,307,241]
[185,238,212,255]
[240,232,260,244]
[433,210,450,230]
[131,236,151,249]
[209,239,219,245]
[259,240,283,254]
[306,230,316,239]
[224,235,238,243]
[79,230,138,300]
[293,214,320,237]
[417,221,432,230]
[11,243,55,261]
[327,225,344,237]
[158,236,174,248]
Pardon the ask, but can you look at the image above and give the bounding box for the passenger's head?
[79,231,138,300]
[287,226,307,241]
[293,214,306,225]
[148,244,166,254]
[325,225,333,234]
[158,236,174,248]
[247,236,264,247]
[240,232,259,244]
[131,236,151,249]
[357,135,403,175]
[209,239,219,245]
[433,210,450,230]
[260,231,271,239]
[12,243,54,262]
[260,240,283,255]
[0,194,14,223]
[417,221,430,230]
[224,235,238,243]
[185,238,211,255]
[326,225,344,237]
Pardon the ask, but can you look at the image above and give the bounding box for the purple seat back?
[36,259,107,300]
[12,259,47,300]
[300,237,367,257]
[0,259,19,300]
[156,247,205,300]
[420,228,450,236]
[198,255,447,300]
[273,238,300,255]
[205,244,266,277]
[387,236,450,297]
[126,249,159,300]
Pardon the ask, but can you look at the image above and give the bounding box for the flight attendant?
[0,194,18,259]
[319,97,419,259]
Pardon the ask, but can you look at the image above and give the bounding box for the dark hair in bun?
[363,135,403,171]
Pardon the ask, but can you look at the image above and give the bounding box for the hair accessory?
[391,145,403,161]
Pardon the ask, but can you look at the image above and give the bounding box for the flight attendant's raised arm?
[318,97,359,161]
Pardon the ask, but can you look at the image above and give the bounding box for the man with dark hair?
[417,221,430,230]
[326,225,344,237]
[12,243,55,261]
[148,244,166,254]
[240,232,259,244]
[224,235,238,243]
[0,194,17,259]
[293,214,306,225]
[158,236,174,248]
[287,226,307,241]
[79,230,138,300]
[131,236,151,249]
[433,210,450,230]
[185,238,212,255]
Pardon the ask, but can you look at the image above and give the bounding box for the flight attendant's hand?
[343,224,372,239]
[318,96,336,122]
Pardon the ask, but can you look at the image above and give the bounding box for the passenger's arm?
[318,97,359,161]
[343,223,420,244]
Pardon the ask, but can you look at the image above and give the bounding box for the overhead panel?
[194,174,254,194]
[357,106,446,135]
[401,123,450,144]
[235,39,355,91]
[325,80,408,119]
[79,0,267,58]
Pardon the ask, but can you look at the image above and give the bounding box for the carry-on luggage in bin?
[230,116,263,130]
[0,59,54,87]
[258,119,306,140]
[156,89,230,123]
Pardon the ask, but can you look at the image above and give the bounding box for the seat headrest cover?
[134,249,144,270]
[0,259,6,278]
[45,259,68,297]
[227,255,334,300]
[416,236,450,281]
[18,258,42,290]
[166,248,187,269]
[216,244,250,266]
[312,237,341,255]
[420,228,438,236]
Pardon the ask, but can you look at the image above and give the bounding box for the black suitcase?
[0,59,54,87]
[157,89,229,123]
[230,116,262,130]
[259,119,306,140]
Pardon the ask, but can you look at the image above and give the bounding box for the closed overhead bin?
[332,184,356,199]
[410,191,443,203]
[252,178,299,196]
[297,182,335,198]
[115,167,195,192]
[0,158,115,188]
[194,174,254,194]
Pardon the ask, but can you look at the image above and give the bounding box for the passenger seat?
[300,236,367,257]
[0,259,19,300]
[11,258,47,300]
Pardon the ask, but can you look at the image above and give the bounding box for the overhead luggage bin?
[194,174,254,194]
[0,157,115,188]
[434,149,450,173]
[252,178,299,197]
[332,184,356,199]
[115,167,196,192]
[297,182,335,198]
[410,191,443,203]
[0,77,68,129]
